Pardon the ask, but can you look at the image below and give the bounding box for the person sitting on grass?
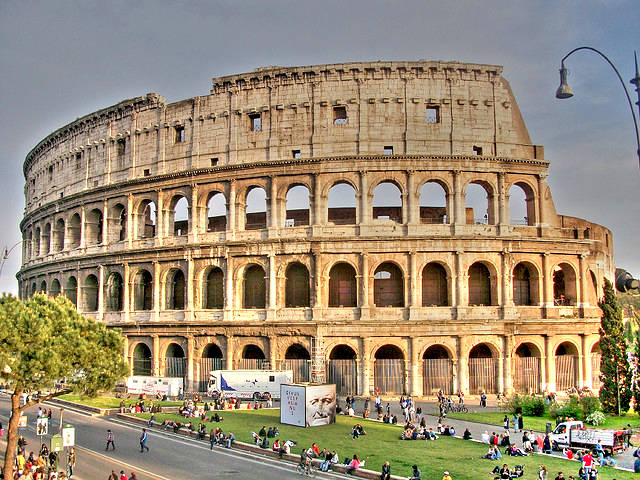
[426,428,438,440]
[506,444,527,457]
[260,436,269,449]
[407,465,422,480]
[463,428,472,440]
[213,412,223,422]
[483,446,502,460]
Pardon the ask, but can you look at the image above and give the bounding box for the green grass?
[133,410,635,480]
[58,394,183,409]
[446,411,640,432]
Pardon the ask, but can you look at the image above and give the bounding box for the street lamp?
[0,240,24,278]
[555,47,640,168]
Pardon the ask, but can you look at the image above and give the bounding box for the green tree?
[0,293,128,475]
[598,279,632,414]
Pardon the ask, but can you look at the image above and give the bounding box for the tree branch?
[18,388,73,413]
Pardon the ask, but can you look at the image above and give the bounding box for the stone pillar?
[361,337,371,396]
[190,184,199,242]
[268,176,277,230]
[102,199,109,247]
[542,253,552,309]
[409,250,418,308]
[498,172,508,226]
[312,173,321,226]
[123,262,130,322]
[545,335,555,392]
[224,255,233,320]
[578,253,588,307]
[501,251,513,306]
[359,171,370,224]
[457,336,468,394]
[127,193,134,249]
[455,251,466,308]
[156,190,164,244]
[582,335,593,388]
[228,180,236,237]
[79,206,86,249]
[406,170,417,225]
[498,353,505,395]
[268,253,277,317]
[187,336,195,391]
[359,252,369,318]
[451,359,459,394]
[540,349,547,392]
[537,174,548,226]
[98,264,105,321]
[504,335,514,394]
[225,336,234,370]
[453,170,465,225]
[186,253,194,320]
[269,336,278,370]
[152,335,160,376]
[312,250,321,309]
[153,260,161,320]
[409,337,420,396]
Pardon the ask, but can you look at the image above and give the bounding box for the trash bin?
[546,422,552,434]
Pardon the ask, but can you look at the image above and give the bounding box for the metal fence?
[327,360,357,395]
[422,359,453,395]
[284,359,310,383]
[374,359,405,395]
[555,355,578,391]
[197,357,224,392]
[468,357,497,394]
[591,354,602,390]
[133,358,151,376]
[513,356,541,393]
[238,358,266,370]
[165,357,186,378]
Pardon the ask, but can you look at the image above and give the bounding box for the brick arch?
[133,194,159,213]
[369,258,407,278]
[323,258,359,278]
[465,258,499,277]
[159,264,187,284]
[278,179,312,199]
[239,182,269,206]
[277,256,312,278]
[320,176,360,198]
[324,339,360,360]
[415,177,453,199]
[463,339,503,359]
[196,338,226,359]
[512,338,545,358]
[198,185,227,209]
[551,337,581,356]
[368,176,406,197]
[462,177,497,196]
[159,337,188,358]
[418,259,454,279]
[128,338,154,359]
[233,259,268,283]
[420,341,456,360]
[234,338,269,366]
[367,340,408,361]
[128,265,154,285]
[279,338,312,359]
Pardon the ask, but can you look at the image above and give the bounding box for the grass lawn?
[446,411,640,432]
[133,410,635,480]
[58,394,183,409]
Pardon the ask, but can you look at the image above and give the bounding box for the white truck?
[550,420,626,455]
[126,376,183,397]
[207,369,293,400]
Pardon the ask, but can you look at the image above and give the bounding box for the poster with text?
[280,384,306,427]
[305,384,336,427]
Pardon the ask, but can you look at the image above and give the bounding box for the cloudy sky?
[0,0,638,294]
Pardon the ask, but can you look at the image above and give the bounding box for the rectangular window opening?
[292,149,301,159]
[426,105,440,124]
[75,152,82,170]
[472,146,483,155]
[384,146,394,155]
[333,106,347,125]
[210,157,219,166]
[143,169,150,177]
[175,126,185,143]
[249,113,262,131]
[117,139,126,158]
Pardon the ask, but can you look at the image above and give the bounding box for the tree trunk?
[3,390,22,477]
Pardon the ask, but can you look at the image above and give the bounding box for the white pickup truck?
[550,420,626,455]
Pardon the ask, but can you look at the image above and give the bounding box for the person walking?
[67,447,76,478]
[105,429,115,451]
[139,428,149,453]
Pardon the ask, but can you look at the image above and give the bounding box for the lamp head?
[556,64,574,99]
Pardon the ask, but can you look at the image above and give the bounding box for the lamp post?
[0,240,24,278]
[555,47,640,168]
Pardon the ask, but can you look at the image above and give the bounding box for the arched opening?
[555,342,579,391]
[468,262,492,306]
[49,279,61,297]
[30,282,36,297]
[203,267,224,309]
[206,192,227,232]
[134,270,153,311]
[465,182,492,224]
[105,272,124,312]
[591,342,602,390]
[553,263,577,306]
[172,196,189,236]
[68,213,81,248]
[372,181,402,223]
[419,181,448,224]
[39,280,47,293]
[374,345,405,395]
[83,274,99,312]
[239,344,265,369]
[328,263,357,307]
[374,262,404,307]
[199,343,224,390]
[328,182,356,225]
[52,219,65,252]
[25,230,32,260]
[85,208,103,245]
[108,204,127,242]
[41,223,51,255]
[328,345,357,395]
[166,269,186,310]
[422,345,453,395]
[34,227,41,256]
[285,263,310,308]
[422,262,449,306]
[243,265,266,309]
[514,343,541,393]
[64,276,78,307]
[165,343,185,378]
[588,271,598,305]
[469,343,497,394]
[513,262,540,306]
[285,185,310,227]
[285,344,310,383]
[132,343,152,376]
[138,200,157,238]
[509,183,535,226]
[245,187,266,230]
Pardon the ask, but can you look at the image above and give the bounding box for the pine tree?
[598,278,632,414]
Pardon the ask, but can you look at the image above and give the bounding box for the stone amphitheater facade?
[19,60,613,397]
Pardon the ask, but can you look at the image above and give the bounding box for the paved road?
[0,396,344,480]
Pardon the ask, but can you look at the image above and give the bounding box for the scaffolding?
[311,337,326,383]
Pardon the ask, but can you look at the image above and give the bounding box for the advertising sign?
[51,434,63,453]
[280,384,306,427]
[305,384,336,427]
[62,425,75,447]
[17,415,27,428]
[36,417,49,435]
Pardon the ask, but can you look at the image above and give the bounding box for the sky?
[0,0,638,294]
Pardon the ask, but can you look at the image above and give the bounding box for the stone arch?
[206,191,227,232]
[165,268,186,310]
[285,184,310,227]
[68,213,81,248]
[136,199,157,238]
[468,261,495,306]
[41,223,51,255]
[132,342,152,375]
[239,344,266,369]
[108,203,127,243]
[245,186,267,230]
[373,344,406,395]
[85,208,103,245]
[285,262,310,308]
[49,278,61,297]
[509,181,536,226]
[52,218,65,252]
[553,262,578,306]
[243,264,266,309]
[199,342,224,388]
[203,266,224,309]
[30,282,37,297]
[421,262,450,306]
[328,261,357,307]
[133,269,153,311]
[588,270,599,305]
[164,342,186,377]
[169,195,189,236]
[374,261,404,307]
[329,344,358,359]
[513,342,542,393]
[555,340,579,391]
[64,276,78,307]
[34,226,41,256]
[372,180,403,223]
[284,343,310,382]
[512,261,541,306]
[82,274,99,312]
[468,342,498,394]
[419,180,449,224]
[327,343,358,393]
[422,344,454,395]
[105,272,124,311]
[39,279,47,293]
[328,181,357,225]
[465,180,495,225]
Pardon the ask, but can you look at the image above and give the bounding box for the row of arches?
[23,178,537,260]
[130,339,602,396]
[26,258,596,312]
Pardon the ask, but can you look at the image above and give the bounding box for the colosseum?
[18,59,613,397]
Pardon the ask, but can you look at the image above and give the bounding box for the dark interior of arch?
[556,342,577,356]
[285,263,310,308]
[285,343,310,359]
[166,343,185,358]
[329,263,357,307]
[515,343,536,357]
[375,344,404,359]
[244,265,266,308]
[374,262,404,307]
[469,343,493,358]
[242,344,265,359]
[423,345,450,359]
[329,344,357,360]
[205,267,224,309]
[202,343,223,358]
